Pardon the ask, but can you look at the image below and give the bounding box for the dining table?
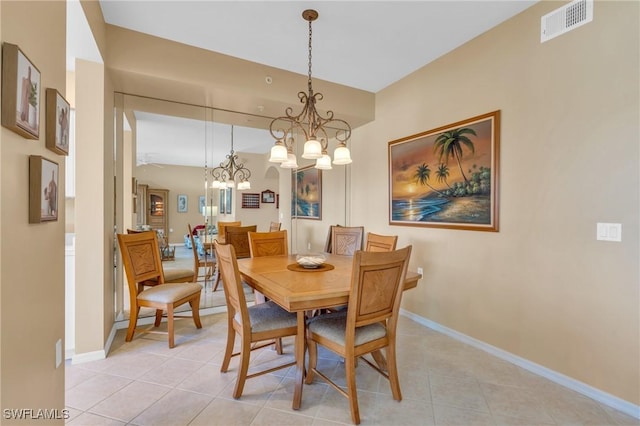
[236,253,421,410]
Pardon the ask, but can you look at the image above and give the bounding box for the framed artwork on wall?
[261,190,275,203]
[199,195,206,215]
[29,155,59,223]
[291,165,322,220]
[177,194,188,212]
[388,110,500,231]
[45,88,70,155]
[1,43,41,139]
[242,193,260,208]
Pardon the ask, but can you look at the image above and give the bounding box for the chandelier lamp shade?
[211,125,252,190]
[268,9,352,170]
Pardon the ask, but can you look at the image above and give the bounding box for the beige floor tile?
[65,364,97,390]
[176,362,236,396]
[433,403,495,426]
[429,373,489,413]
[370,393,435,426]
[65,374,132,411]
[314,387,378,424]
[251,406,315,425]
[64,407,83,424]
[190,398,261,425]
[481,382,555,423]
[599,404,640,426]
[264,377,329,417]
[137,356,204,387]
[129,388,212,426]
[66,412,126,425]
[311,418,351,426]
[88,380,171,422]
[218,372,286,406]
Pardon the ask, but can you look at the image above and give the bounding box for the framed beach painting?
[1,43,41,139]
[45,88,70,155]
[388,110,500,232]
[29,155,59,223]
[291,165,322,220]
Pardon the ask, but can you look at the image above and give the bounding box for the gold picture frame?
[1,43,41,139]
[29,155,59,223]
[45,88,70,155]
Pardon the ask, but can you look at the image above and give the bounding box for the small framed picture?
[29,155,59,223]
[199,195,206,215]
[177,194,188,213]
[45,88,70,155]
[1,43,41,139]
[261,189,275,203]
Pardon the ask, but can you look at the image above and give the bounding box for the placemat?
[287,263,335,272]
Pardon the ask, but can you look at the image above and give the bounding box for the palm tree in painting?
[414,163,445,196]
[433,127,476,183]
[435,164,452,189]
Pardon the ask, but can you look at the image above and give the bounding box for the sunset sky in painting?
[390,116,495,199]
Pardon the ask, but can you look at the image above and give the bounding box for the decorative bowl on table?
[296,253,327,269]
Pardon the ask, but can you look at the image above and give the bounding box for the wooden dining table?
[237,253,420,410]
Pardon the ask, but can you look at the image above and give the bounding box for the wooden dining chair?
[248,230,288,257]
[305,246,412,425]
[364,232,398,252]
[213,225,257,291]
[213,241,298,399]
[269,221,282,232]
[117,231,203,348]
[331,226,364,256]
[217,220,241,243]
[187,224,214,284]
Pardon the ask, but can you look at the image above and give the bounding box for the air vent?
[541,0,593,43]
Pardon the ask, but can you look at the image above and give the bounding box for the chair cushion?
[139,283,202,303]
[163,268,195,282]
[235,301,297,333]
[307,311,387,346]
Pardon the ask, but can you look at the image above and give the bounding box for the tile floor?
[65,314,638,425]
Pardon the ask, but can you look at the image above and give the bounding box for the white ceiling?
[70,1,538,167]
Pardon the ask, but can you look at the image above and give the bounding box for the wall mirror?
[113,93,348,317]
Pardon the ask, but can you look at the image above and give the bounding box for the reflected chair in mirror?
[217,220,241,244]
[305,246,412,424]
[213,225,257,291]
[364,232,398,252]
[269,221,282,232]
[331,226,364,256]
[213,240,298,399]
[187,224,214,285]
[117,231,203,348]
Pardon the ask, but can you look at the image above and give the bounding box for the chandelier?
[211,125,251,190]
[268,9,352,170]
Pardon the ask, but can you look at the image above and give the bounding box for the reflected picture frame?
[29,155,59,223]
[388,110,500,231]
[291,165,322,220]
[1,43,41,139]
[45,88,70,155]
[177,194,188,213]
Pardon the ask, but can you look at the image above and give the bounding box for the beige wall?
[0,0,67,418]
[351,1,639,405]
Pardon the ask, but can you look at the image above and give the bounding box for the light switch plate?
[55,339,62,368]
[596,223,622,242]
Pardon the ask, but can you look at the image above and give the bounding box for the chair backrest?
[213,241,250,327]
[324,224,340,253]
[347,246,412,331]
[365,232,398,252]
[225,225,257,259]
[331,226,364,256]
[218,220,241,241]
[117,231,166,295]
[248,230,288,257]
[126,228,143,234]
[269,221,282,232]
[187,224,204,268]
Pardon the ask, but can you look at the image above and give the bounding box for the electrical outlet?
[417,267,423,277]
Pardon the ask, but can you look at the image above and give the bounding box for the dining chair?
[269,221,282,232]
[125,230,196,285]
[364,232,398,252]
[305,246,412,425]
[187,224,214,284]
[217,220,241,243]
[117,231,203,348]
[213,240,298,399]
[213,225,257,291]
[331,226,364,256]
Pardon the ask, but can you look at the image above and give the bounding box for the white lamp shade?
[269,144,288,163]
[333,145,352,165]
[315,154,333,170]
[280,152,299,169]
[211,180,221,189]
[220,181,227,189]
[202,205,218,217]
[302,139,322,159]
[226,179,235,189]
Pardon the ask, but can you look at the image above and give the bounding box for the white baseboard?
[70,323,118,365]
[400,309,640,419]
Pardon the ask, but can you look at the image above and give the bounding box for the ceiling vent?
[541,0,593,43]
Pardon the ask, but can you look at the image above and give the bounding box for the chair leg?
[345,356,361,425]
[190,295,202,329]
[154,309,163,327]
[126,307,140,342]
[305,339,317,384]
[213,271,222,292]
[232,333,252,399]
[221,318,236,373]
[274,338,283,354]
[167,305,175,348]
[386,344,402,401]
